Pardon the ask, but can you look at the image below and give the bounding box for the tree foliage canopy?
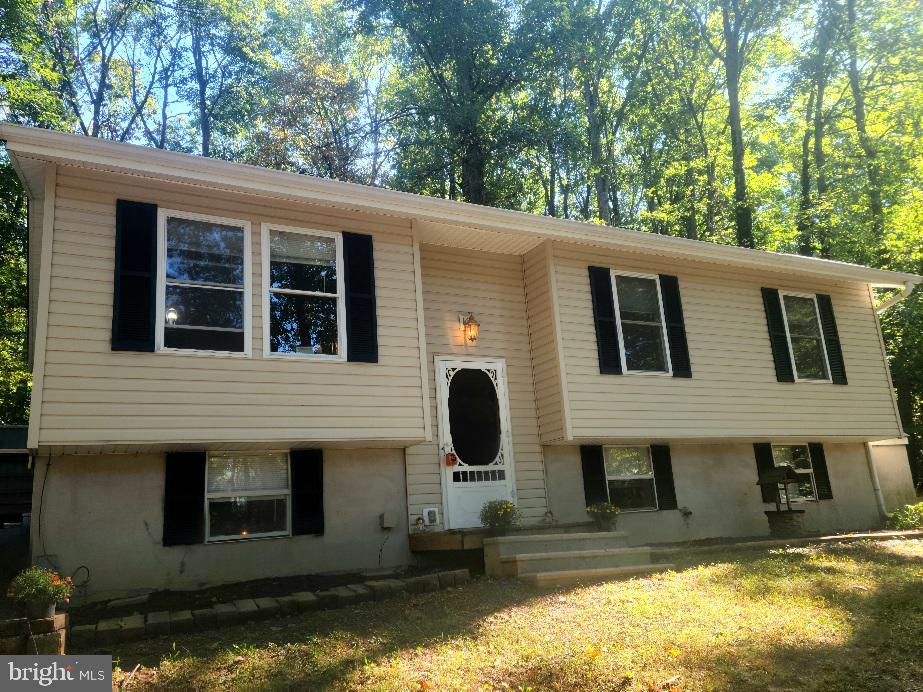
[0,0,920,480]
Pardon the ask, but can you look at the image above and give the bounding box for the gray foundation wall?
[870,441,918,511]
[544,442,884,544]
[30,449,411,601]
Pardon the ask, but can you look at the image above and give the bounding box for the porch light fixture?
[165,307,179,326]
[459,312,480,344]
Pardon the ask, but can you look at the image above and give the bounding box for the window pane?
[621,322,667,372]
[207,452,289,493]
[164,327,244,352]
[604,447,653,477]
[783,295,821,337]
[790,336,828,380]
[607,478,657,510]
[269,293,338,355]
[772,445,812,471]
[616,276,661,323]
[270,231,337,294]
[208,497,287,538]
[165,285,243,330]
[166,217,244,286]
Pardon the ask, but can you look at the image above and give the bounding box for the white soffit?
[415,220,544,255]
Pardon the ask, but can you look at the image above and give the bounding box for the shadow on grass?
[112,578,561,690]
[111,540,923,691]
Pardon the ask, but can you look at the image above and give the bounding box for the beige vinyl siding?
[523,243,567,443]
[37,166,426,449]
[405,245,548,526]
[554,243,902,440]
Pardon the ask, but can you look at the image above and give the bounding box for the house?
[2,123,919,599]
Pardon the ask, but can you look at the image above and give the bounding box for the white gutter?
[876,280,917,313]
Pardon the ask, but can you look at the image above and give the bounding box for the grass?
[110,538,923,691]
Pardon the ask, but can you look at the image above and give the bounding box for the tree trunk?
[797,90,816,256]
[722,4,754,248]
[682,147,697,240]
[846,0,885,253]
[460,137,488,205]
[584,79,611,224]
[191,22,211,157]
[547,144,557,217]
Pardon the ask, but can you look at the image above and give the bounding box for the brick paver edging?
[68,569,470,651]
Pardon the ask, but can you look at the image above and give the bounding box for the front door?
[435,357,516,529]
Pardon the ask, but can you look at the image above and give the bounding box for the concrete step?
[483,531,630,557]
[519,564,675,588]
[501,546,654,576]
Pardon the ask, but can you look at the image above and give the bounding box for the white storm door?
[435,357,516,529]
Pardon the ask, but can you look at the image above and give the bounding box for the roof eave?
[3,124,919,289]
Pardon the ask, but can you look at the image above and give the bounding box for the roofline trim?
[3,124,919,288]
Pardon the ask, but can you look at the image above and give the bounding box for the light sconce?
[459,312,480,344]
[165,307,178,326]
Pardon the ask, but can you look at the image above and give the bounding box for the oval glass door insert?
[448,368,501,466]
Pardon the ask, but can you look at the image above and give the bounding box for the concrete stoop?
[484,531,671,586]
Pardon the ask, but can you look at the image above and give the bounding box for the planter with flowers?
[479,500,521,536]
[586,502,620,531]
[8,567,73,619]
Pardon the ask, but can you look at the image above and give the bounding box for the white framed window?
[771,444,817,502]
[261,224,346,359]
[156,209,252,356]
[205,451,291,541]
[779,292,831,382]
[610,271,672,374]
[602,446,658,511]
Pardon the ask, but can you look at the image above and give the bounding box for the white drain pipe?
[876,280,917,313]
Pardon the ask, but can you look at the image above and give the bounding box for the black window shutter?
[815,295,847,385]
[580,445,609,506]
[588,267,622,374]
[650,445,678,510]
[112,199,157,351]
[162,452,206,546]
[343,232,378,363]
[753,443,777,503]
[809,442,833,500]
[291,449,324,535]
[658,275,691,378]
[760,288,795,382]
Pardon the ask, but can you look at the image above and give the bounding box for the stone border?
[69,569,470,651]
[0,614,68,655]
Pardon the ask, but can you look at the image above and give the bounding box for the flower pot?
[23,601,55,620]
[593,517,616,532]
[485,527,508,538]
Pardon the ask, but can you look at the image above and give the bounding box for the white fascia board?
[3,123,920,289]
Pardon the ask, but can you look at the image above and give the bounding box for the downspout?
[863,442,888,522]
[875,280,916,313]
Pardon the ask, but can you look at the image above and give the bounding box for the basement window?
[205,451,291,541]
[603,446,658,511]
[771,445,817,502]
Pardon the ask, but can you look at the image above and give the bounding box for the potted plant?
[8,567,73,619]
[586,502,620,531]
[479,500,521,536]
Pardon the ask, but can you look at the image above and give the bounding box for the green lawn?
[111,538,923,691]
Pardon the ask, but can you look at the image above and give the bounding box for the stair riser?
[487,535,630,557]
[521,565,672,587]
[510,550,654,575]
